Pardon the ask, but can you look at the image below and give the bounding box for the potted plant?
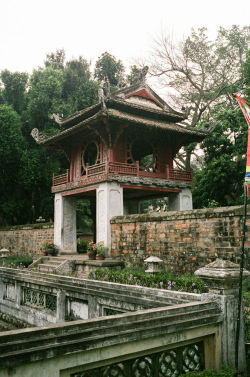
[43,241,58,256]
[87,241,97,260]
[96,243,108,260]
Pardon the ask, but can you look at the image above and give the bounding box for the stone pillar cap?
[144,256,163,263]
[195,258,250,295]
[195,258,250,280]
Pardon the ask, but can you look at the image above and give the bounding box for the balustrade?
[52,162,193,187]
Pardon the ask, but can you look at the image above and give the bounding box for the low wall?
[111,205,250,273]
[0,268,192,326]
[0,268,222,377]
[0,223,54,258]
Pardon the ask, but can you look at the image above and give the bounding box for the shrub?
[179,367,234,376]
[91,268,206,293]
[0,255,33,268]
[77,239,89,254]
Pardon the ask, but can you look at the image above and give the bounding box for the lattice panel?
[6,284,15,301]
[70,342,204,377]
[23,288,56,312]
[45,294,57,312]
[102,363,126,377]
[182,344,202,373]
[158,350,179,377]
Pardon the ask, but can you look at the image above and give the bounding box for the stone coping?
[0,268,201,305]
[0,222,54,231]
[111,205,247,223]
[0,300,221,369]
[75,259,124,267]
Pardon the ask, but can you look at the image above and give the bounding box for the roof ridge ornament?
[98,80,107,110]
[50,113,63,126]
[131,66,149,85]
[31,128,47,143]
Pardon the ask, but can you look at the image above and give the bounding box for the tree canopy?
[152,25,250,169]
[0,29,249,226]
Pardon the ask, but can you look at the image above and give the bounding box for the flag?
[233,94,250,195]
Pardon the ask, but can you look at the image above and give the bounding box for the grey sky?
[1,0,249,73]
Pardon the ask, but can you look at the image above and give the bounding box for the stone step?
[45,260,64,266]
[38,264,57,272]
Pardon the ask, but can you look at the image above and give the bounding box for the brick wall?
[111,205,250,273]
[0,223,54,258]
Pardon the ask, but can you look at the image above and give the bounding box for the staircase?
[37,257,67,273]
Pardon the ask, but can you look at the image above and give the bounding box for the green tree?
[152,26,250,169]
[94,51,125,88]
[192,108,248,208]
[44,49,66,70]
[62,57,98,115]
[0,70,28,114]
[192,47,250,208]
[27,66,64,132]
[127,65,142,85]
[0,105,24,225]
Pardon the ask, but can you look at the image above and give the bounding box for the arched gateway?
[32,77,206,254]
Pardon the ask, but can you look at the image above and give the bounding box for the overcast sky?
[0,0,249,74]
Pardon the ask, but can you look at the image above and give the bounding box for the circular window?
[131,140,155,170]
[82,141,98,168]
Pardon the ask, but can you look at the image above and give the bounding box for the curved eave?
[40,107,207,149]
[59,103,102,129]
[39,111,106,147]
[107,98,185,123]
[107,109,207,143]
[59,97,185,130]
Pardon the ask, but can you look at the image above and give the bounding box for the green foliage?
[178,367,234,377]
[28,66,64,131]
[153,25,250,169]
[44,49,66,70]
[42,241,58,256]
[193,106,249,208]
[127,65,141,85]
[77,239,89,254]
[0,105,25,225]
[0,256,33,268]
[89,268,206,293]
[94,51,125,87]
[0,70,28,114]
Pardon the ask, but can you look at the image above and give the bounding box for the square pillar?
[168,188,193,211]
[54,193,77,254]
[96,182,123,251]
[195,259,249,374]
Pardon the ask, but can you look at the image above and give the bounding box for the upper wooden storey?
[32,80,207,194]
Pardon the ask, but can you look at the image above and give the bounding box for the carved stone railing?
[0,260,248,376]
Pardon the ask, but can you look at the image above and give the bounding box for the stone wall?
[111,205,250,273]
[0,223,54,258]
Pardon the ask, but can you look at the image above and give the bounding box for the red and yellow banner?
[233,93,250,194]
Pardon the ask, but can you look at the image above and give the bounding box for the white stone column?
[168,188,193,211]
[54,193,77,254]
[96,182,123,252]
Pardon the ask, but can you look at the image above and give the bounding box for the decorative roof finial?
[132,66,149,85]
[98,80,107,110]
[30,128,46,143]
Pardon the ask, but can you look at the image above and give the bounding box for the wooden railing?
[166,166,193,181]
[52,163,193,186]
[52,170,70,186]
